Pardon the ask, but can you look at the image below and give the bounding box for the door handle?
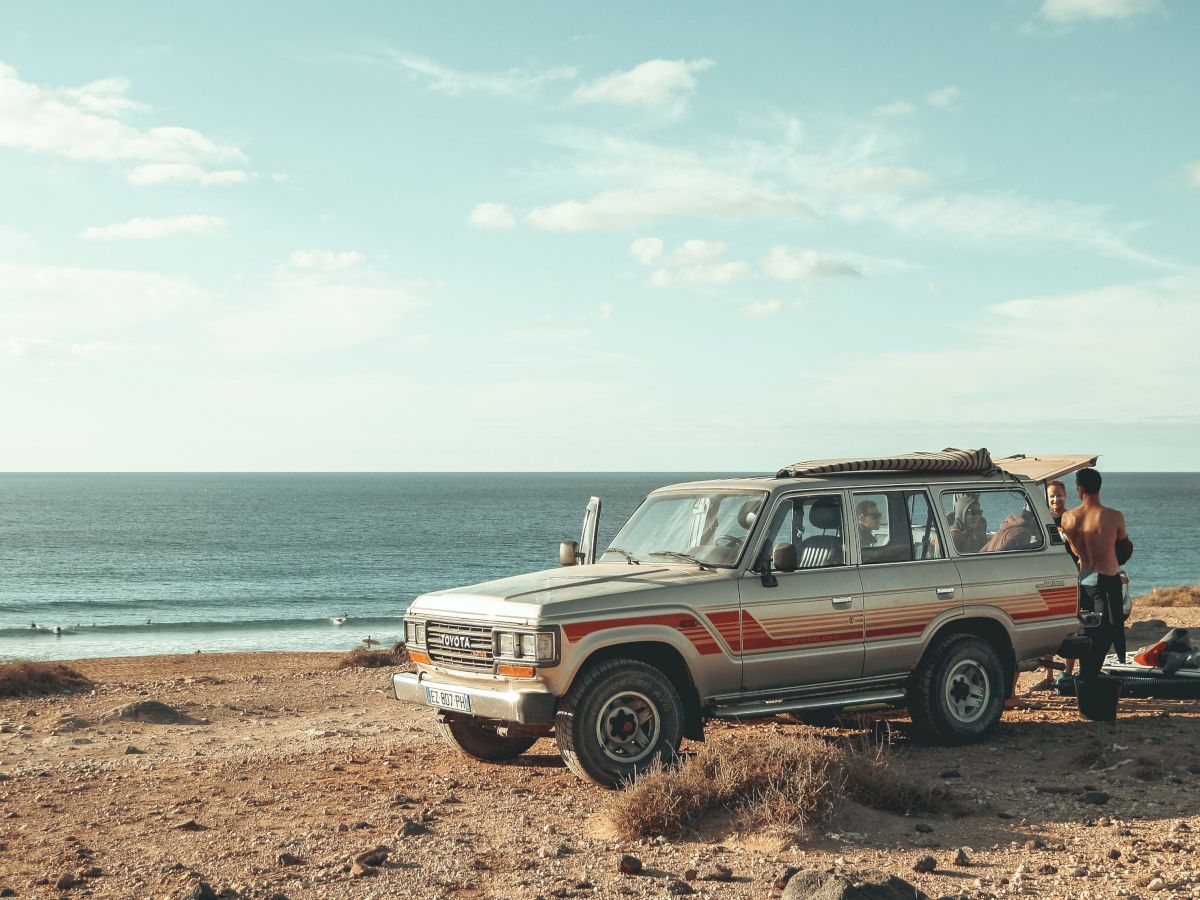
[831,596,854,608]
[936,587,956,597]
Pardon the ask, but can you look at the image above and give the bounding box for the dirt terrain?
[2,609,1200,900]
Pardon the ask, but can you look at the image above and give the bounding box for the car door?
[734,492,866,692]
[938,485,1073,626]
[853,488,964,679]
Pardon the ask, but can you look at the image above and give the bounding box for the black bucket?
[1075,675,1121,722]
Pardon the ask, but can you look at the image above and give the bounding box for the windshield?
[601,490,767,568]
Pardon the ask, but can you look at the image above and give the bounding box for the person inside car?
[950,494,987,553]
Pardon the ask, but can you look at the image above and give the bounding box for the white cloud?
[468,202,516,229]
[212,260,424,356]
[372,50,577,97]
[1039,0,1160,22]
[629,237,663,266]
[0,63,250,184]
[761,247,863,280]
[832,166,932,193]
[528,187,813,230]
[573,58,714,111]
[0,261,208,353]
[637,238,750,287]
[670,239,728,264]
[126,163,250,186]
[502,326,592,344]
[1,337,118,359]
[743,278,1198,432]
[288,250,364,271]
[873,100,915,118]
[838,192,1172,268]
[1183,161,1200,190]
[739,300,786,318]
[82,215,226,241]
[926,86,960,108]
[649,261,750,287]
[59,77,148,116]
[597,302,615,320]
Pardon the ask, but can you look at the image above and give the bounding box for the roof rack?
[776,448,996,479]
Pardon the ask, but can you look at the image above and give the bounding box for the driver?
[855,499,881,549]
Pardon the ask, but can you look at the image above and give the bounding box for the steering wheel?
[715,535,744,550]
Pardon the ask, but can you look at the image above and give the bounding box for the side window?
[940,489,1045,555]
[758,495,845,571]
[852,490,945,564]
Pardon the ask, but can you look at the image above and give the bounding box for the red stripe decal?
[563,614,722,655]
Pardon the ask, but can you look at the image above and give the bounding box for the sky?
[0,1,1197,472]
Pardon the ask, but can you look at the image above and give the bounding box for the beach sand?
[2,608,1199,899]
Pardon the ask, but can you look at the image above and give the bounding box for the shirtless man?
[1060,468,1132,684]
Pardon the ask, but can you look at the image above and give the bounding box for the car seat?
[798,499,843,568]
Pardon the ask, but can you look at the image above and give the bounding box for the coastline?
[1,611,1198,899]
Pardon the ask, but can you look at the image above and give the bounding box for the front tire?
[555,658,683,788]
[437,717,539,761]
[908,633,1005,744]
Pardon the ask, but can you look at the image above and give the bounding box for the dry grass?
[0,661,94,698]
[603,731,964,840]
[335,642,410,670]
[1135,584,1200,608]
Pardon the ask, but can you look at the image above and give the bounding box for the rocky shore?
[2,608,1199,899]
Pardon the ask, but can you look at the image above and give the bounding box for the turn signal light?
[498,663,536,678]
[408,650,431,665]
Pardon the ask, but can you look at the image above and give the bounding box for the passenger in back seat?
[950,494,987,553]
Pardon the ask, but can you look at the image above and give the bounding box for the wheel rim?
[944,658,991,724]
[595,690,661,764]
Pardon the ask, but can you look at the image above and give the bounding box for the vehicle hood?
[410,562,726,623]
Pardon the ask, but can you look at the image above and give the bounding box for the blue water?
[1,472,1196,662]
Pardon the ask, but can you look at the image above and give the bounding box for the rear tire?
[908,633,1005,744]
[437,718,539,761]
[555,658,683,788]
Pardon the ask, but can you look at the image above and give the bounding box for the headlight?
[404,621,425,645]
[520,634,537,658]
[495,629,556,662]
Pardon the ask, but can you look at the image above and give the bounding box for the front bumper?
[391,672,557,724]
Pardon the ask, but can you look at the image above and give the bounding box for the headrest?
[810,498,841,531]
[737,500,760,530]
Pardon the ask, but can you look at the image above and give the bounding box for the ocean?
[2,472,1196,662]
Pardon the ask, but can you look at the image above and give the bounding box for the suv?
[392,450,1089,786]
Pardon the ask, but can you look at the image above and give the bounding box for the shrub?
[0,661,93,698]
[1135,584,1200,608]
[336,643,410,670]
[603,730,964,840]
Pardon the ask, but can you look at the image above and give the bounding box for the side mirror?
[559,541,579,566]
[772,543,798,573]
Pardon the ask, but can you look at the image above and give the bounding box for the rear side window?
[852,490,945,564]
[940,489,1045,555]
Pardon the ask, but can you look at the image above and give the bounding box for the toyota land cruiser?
[392,449,1091,786]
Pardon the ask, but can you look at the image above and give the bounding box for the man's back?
[1061,502,1126,575]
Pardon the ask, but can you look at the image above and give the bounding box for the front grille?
[425,621,494,671]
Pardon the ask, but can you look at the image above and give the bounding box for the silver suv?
[392,450,1088,786]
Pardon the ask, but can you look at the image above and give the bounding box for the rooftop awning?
[777,448,996,478]
[994,454,1099,483]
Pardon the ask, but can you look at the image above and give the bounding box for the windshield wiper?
[648,550,714,571]
[602,546,639,565]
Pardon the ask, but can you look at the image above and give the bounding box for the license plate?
[425,687,472,712]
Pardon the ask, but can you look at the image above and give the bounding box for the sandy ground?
[2,608,1199,900]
